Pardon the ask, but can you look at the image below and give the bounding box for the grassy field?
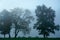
[0,38,60,40]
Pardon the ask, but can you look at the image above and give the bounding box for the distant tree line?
[0,5,60,38]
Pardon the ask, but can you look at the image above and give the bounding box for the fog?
[0,0,60,38]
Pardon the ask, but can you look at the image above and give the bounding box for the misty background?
[0,0,60,38]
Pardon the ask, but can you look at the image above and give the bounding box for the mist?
[0,0,60,38]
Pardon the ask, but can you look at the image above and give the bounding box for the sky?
[0,0,60,38]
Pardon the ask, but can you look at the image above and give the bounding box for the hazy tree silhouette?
[11,8,34,38]
[34,5,60,38]
[0,10,12,38]
[11,8,24,38]
[22,9,34,35]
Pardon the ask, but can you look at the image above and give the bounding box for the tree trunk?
[4,34,5,38]
[15,28,19,38]
[14,22,17,38]
[43,34,46,38]
[14,27,17,38]
[9,33,10,38]
[15,27,17,38]
[14,21,20,38]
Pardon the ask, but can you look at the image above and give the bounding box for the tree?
[11,8,34,38]
[34,5,60,38]
[0,9,12,38]
[21,9,34,35]
[11,8,24,38]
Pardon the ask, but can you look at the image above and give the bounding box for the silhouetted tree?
[11,8,34,38]
[11,8,24,38]
[34,5,60,38]
[21,9,34,35]
[0,10,12,38]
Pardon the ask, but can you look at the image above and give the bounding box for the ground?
[0,38,60,40]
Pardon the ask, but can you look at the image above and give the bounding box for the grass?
[0,38,60,40]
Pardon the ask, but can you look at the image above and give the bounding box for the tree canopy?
[34,5,60,38]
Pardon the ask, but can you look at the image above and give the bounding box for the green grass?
[0,38,60,40]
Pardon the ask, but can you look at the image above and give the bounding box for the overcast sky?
[0,0,60,38]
